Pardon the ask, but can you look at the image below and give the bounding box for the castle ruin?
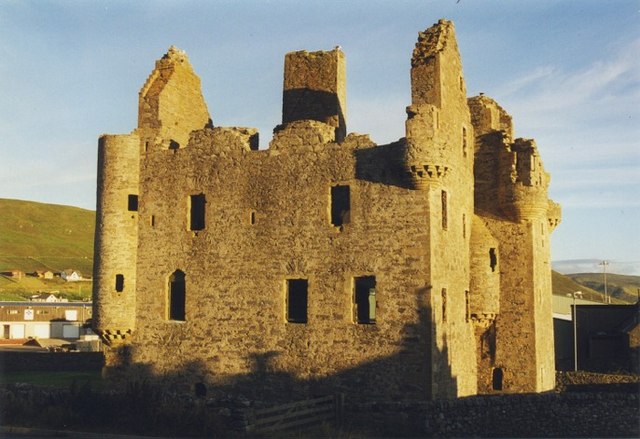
[93,19,561,401]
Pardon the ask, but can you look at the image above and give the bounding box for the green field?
[0,198,94,274]
[0,370,103,389]
[0,198,94,299]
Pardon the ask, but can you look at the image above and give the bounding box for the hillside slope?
[551,270,603,302]
[567,272,639,304]
[0,198,95,274]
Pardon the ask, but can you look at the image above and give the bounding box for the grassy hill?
[0,199,94,301]
[567,272,639,304]
[551,270,603,302]
[0,198,94,274]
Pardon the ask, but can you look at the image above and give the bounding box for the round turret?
[93,134,140,344]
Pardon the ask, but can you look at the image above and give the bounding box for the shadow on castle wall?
[106,296,457,408]
[354,141,413,189]
[281,88,346,142]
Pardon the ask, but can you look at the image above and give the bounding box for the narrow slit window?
[287,279,308,323]
[462,213,466,239]
[150,215,155,227]
[441,190,448,230]
[168,270,186,321]
[441,288,447,322]
[465,290,471,322]
[250,210,256,225]
[115,274,124,292]
[190,194,206,231]
[489,248,497,272]
[331,185,350,227]
[128,194,138,212]
[462,126,468,158]
[354,276,376,324]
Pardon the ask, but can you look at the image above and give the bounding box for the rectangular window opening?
[250,210,256,225]
[354,276,376,324]
[287,279,308,323]
[169,270,186,321]
[331,185,350,227]
[128,194,139,212]
[190,194,206,231]
[115,274,124,292]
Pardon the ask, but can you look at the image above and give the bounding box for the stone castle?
[93,19,561,401]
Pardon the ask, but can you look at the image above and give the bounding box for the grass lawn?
[0,370,104,389]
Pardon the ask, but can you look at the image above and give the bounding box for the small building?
[552,294,602,371]
[555,297,640,372]
[30,293,68,303]
[0,301,93,340]
[34,270,55,279]
[3,270,25,280]
[61,269,83,282]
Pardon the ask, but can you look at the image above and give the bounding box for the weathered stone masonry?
[93,19,561,402]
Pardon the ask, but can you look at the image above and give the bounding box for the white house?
[61,269,82,282]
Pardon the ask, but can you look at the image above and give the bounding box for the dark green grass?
[0,370,103,389]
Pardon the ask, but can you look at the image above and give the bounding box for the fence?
[245,394,344,434]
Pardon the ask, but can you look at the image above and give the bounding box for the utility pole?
[567,291,583,371]
[599,260,609,304]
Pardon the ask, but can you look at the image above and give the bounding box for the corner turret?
[405,20,473,189]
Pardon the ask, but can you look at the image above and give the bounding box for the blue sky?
[1,1,638,273]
